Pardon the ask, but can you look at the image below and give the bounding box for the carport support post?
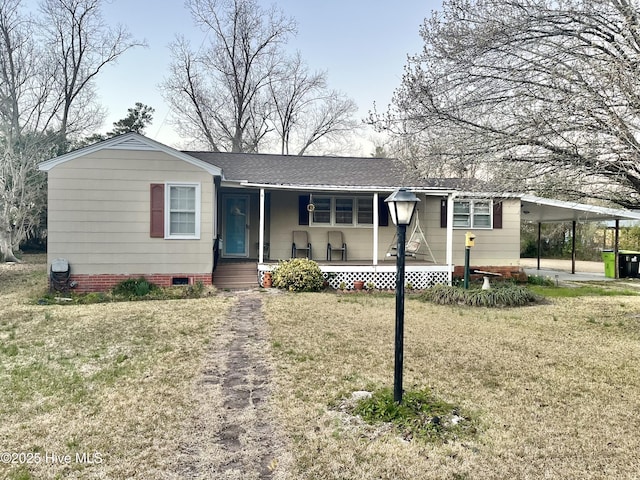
[571,221,576,275]
[615,219,620,279]
[537,222,542,270]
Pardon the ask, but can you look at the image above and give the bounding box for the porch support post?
[446,194,454,283]
[259,188,265,264]
[571,220,576,275]
[213,177,220,240]
[615,219,620,279]
[373,193,379,266]
[537,222,542,270]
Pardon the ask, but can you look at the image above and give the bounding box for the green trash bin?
[602,251,616,278]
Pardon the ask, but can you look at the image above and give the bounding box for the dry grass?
[5,256,640,479]
[0,256,233,479]
[265,292,640,480]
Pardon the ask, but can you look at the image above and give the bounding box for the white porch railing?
[257,263,453,290]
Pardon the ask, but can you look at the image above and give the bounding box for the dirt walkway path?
[175,291,281,479]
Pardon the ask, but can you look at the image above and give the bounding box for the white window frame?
[311,196,332,225]
[453,199,493,229]
[310,195,374,227]
[165,182,201,239]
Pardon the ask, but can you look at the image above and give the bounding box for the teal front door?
[223,195,249,257]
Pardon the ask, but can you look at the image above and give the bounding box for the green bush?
[418,284,538,307]
[185,280,205,298]
[272,258,325,292]
[112,277,160,298]
[351,387,476,442]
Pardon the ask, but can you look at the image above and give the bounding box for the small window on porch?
[313,197,331,224]
[357,197,373,225]
[310,195,375,227]
[335,198,353,224]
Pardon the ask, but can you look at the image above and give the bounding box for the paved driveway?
[519,258,608,282]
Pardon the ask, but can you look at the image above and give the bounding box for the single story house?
[39,132,639,291]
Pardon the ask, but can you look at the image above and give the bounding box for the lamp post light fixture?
[385,188,420,404]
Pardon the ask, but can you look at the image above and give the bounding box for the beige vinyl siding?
[454,198,520,265]
[421,196,521,266]
[47,149,213,275]
[268,193,520,266]
[269,191,406,262]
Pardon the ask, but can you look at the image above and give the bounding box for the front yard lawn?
[265,291,640,479]
[0,257,232,479]
[3,256,640,479]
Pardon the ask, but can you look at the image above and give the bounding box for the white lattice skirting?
[258,264,452,290]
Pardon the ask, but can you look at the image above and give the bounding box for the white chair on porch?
[326,231,347,261]
[292,231,312,259]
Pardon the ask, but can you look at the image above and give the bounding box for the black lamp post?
[385,188,420,404]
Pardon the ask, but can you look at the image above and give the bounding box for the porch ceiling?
[520,194,640,223]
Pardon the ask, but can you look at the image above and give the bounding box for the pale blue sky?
[92,1,441,150]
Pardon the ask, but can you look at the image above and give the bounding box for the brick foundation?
[452,265,528,283]
[55,273,213,293]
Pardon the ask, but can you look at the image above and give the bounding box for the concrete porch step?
[213,261,259,289]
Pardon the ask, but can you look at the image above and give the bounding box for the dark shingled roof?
[184,151,462,190]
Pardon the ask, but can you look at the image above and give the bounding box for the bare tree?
[162,0,296,152]
[0,136,54,262]
[269,52,324,154]
[0,0,55,144]
[0,0,141,261]
[40,0,145,145]
[269,52,358,155]
[0,0,52,261]
[380,0,640,207]
[163,0,358,154]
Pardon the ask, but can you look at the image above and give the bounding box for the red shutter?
[493,201,503,229]
[150,183,165,237]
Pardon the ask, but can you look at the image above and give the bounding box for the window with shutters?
[357,197,373,224]
[152,182,201,239]
[453,199,493,229]
[312,197,331,224]
[309,196,374,227]
[150,184,165,237]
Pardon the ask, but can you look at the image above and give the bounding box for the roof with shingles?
[184,151,462,190]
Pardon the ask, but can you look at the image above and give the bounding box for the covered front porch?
[213,184,458,289]
[212,186,457,289]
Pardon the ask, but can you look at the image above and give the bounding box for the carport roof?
[519,194,640,223]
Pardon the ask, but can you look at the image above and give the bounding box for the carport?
[520,195,640,278]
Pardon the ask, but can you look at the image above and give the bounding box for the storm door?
[222,194,250,257]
